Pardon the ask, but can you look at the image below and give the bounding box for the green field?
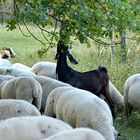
[1,25,140,139]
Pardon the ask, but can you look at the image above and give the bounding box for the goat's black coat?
[55,40,115,118]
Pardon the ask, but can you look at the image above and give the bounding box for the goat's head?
[1,47,16,59]
[55,40,78,64]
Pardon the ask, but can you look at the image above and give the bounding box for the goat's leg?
[102,88,115,118]
[107,99,115,118]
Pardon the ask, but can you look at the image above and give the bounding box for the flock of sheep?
[0,47,139,140]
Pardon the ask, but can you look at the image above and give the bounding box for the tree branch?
[17,23,31,37]
[22,20,46,45]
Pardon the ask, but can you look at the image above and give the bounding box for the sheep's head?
[55,40,78,65]
[1,47,16,59]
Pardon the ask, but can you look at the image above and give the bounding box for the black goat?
[55,40,115,118]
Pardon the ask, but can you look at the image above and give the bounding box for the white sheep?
[12,63,31,72]
[31,61,57,79]
[33,75,71,113]
[0,77,42,110]
[0,99,41,120]
[124,73,140,122]
[0,66,36,77]
[42,128,105,140]
[0,115,72,140]
[45,86,118,140]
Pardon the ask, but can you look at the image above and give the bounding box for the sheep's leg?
[129,106,133,116]
[124,86,131,123]
[124,102,132,123]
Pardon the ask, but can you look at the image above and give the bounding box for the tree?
[3,0,140,53]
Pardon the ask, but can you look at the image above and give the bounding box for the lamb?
[33,75,71,113]
[45,86,119,140]
[124,73,140,122]
[0,77,42,110]
[0,66,36,77]
[0,115,72,140]
[0,99,41,120]
[42,128,105,140]
[31,61,57,79]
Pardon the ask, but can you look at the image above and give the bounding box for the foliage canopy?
[3,0,140,50]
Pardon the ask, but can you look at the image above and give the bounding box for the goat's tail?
[98,66,107,73]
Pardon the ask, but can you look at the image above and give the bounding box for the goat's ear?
[68,54,78,65]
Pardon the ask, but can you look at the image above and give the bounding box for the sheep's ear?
[9,47,16,57]
[68,54,78,65]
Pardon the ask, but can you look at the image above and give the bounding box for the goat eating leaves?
[55,40,115,118]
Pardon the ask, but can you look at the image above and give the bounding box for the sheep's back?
[0,99,41,120]
[42,128,105,140]
[0,116,72,140]
[31,61,56,79]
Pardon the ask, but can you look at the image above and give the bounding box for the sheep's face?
[55,40,78,65]
[1,47,16,58]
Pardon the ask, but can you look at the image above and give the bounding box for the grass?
[1,25,140,139]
